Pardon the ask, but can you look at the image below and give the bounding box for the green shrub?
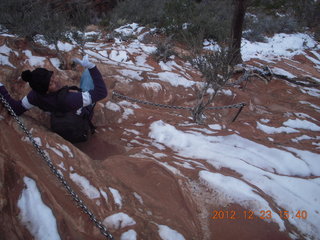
[243,12,301,42]
[249,0,320,30]
[163,0,232,43]
[106,0,233,48]
[152,35,175,62]
[0,0,45,40]
[107,0,168,28]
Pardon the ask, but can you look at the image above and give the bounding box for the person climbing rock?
[0,55,107,143]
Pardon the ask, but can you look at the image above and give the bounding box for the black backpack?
[50,86,95,143]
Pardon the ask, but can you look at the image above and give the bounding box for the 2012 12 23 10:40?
[211,210,308,220]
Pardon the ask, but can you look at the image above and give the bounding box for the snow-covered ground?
[149,120,320,239]
[17,177,61,240]
[2,23,319,239]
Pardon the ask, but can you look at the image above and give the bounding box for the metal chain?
[112,91,246,110]
[0,93,114,240]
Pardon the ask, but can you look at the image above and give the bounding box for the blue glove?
[73,55,95,69]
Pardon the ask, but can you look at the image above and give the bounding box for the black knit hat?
[21,68,53,94]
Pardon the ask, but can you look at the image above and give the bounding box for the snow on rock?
[271,67,297,79]
[100,189,109,203]
[103,212,136,230]
[56,144,74,158]
[256,122,299,134]
[133,192,143,204]
[208,124,222,130]
[52,41,74,52]
[199,171,285,229]
[242,33,319,61]
[203,39,221,51]
[109,187,123,208]
[109,50,129,63]
[46,143,64,158]
[158,225,185,240]
[105,101,121,112]
[18,177,61,240]
[142,82,162,92]
[114,23,143,37]
[0,44,16,68]
[49,58,61,70]
[23,50,46,67]
[120,229,137,240]
[149,120,320,238]
[118,69,143,81]
[69,173,100,199]
[283,119,320,131]
[151,72,195,88]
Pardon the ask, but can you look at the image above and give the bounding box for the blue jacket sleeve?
[63,66,107,110]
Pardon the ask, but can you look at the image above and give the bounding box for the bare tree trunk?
[230,0,247,65]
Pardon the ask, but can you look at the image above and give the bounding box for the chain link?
[112,91,246,111]
[0,93,114,240]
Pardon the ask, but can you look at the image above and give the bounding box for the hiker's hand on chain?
[72,55,95,69]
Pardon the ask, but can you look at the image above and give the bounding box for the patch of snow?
[109,50,129,63]
[283,119,320,131]
[56,41,74,52]
[125,129,141,135]
[122,108,135,120]
[140,44,157,54]
[152,72,195,88]
[23,50,46,67]
[221,89,233,96]
[135,54,154,69]
[159,61,173,71]
[49,58,61,70]
[100,189,109,203]
[103,212,136,230]
[283,147,320,175]
[142,82,163,92]
[57,162,66,171]
[293,112,316,121]
[305,54,320,66]
[133,192,144,204]
[0,44,17,68]
[256,122,298,134]
[119,100,141,109]
[242,33,319,61]
[56,144,73,158]
[149,120,320,238]
[120,229,137,240]
[69,173,100,199]
[158,225,185,240]
[299,101,320,112]
[158,162,182,175]
[109,187,123,208]
[18,177,61,240]
[46,143,63,158]
[260,118,270,123]
[271,67,297,79]
[291,135,313,143]
[208,124,222,130]
[85,49,108,61]
[114,23,142,37]
[118,69,143,81]
[105,101,121,112]
[203,39,221,51]
[199,171,285,230]
[299,87,320,98]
